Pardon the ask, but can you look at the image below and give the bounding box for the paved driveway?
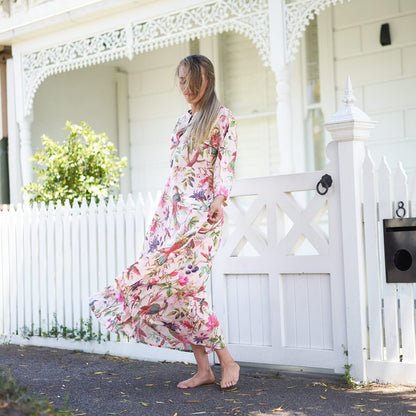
[0,344,415,415]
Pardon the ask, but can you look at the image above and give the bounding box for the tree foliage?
[24,121,127,205]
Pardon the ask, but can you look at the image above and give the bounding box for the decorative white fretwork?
[131,1,269,57]
[284,0,350,62]
[23,28,127,117]
[21,0,269,117]
[0,0,10,17]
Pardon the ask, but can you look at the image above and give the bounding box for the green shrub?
[0,368,74,415]
[24,121,127,205]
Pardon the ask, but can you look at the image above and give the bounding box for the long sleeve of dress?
[213,110,238,202]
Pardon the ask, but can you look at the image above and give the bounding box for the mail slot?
[383,217,416,283]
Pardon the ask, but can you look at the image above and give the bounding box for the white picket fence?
[0,194,159,343]
[0,192,229,364]
[362,154,416,384]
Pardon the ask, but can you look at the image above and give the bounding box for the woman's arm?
[208,111,238,223]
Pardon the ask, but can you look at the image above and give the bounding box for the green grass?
[0,367,74,415]
[18,315,105,343]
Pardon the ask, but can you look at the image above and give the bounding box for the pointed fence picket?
[31,203,41,335]
[106,197,116,286]
[39,203,48,336]
[63,201,72,330]
[71,201,82,335]
[15,204,24,332]
[395,165,416,363]
[9,206,18,334]
[362,152,383,362]
[79,199,89,327]
[379,159,401,362]
[363,155,416,383]
[115,197,126,278]
[46,202,56,333]
[23,203,32,331]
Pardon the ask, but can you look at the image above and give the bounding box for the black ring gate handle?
[316,174,333,196]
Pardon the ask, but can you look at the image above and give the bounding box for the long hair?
[176,55,221,145]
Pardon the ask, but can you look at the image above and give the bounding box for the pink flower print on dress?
[206,314,220,331]
[117,291,125,303]
[178,275,189,286]
[216,185,229,199]
[211,132,219,148]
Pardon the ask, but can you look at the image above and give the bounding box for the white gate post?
[325,76,376,382]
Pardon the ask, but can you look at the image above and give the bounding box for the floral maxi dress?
[89,106,237,353]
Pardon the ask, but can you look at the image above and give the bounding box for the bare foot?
[177,369,215,389]
[220,361,240,389]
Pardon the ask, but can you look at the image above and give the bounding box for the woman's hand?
[208,195,226,224]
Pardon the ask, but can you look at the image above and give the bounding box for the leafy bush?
[0,368,74,415]
[23,121,127,205]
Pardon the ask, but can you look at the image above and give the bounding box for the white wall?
[32,65,118,152]
[119,44,188,195]
[332,0,416,173]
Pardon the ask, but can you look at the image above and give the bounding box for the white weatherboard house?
[1,0,416,386]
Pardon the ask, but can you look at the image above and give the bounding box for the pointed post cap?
[325,76,377,142]
[343,75,356,105]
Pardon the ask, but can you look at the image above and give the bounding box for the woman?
[90,54,239,389]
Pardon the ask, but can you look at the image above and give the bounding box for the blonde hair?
[176,55,221,145]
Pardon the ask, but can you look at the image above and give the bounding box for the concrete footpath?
[0,344,415,416]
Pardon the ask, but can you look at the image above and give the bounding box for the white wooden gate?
[212,160,347,373]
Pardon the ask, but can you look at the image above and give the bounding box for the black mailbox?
[383,217,416,283]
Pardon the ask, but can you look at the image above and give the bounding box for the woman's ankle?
[197,365,214,374]
[215,346,235,366]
